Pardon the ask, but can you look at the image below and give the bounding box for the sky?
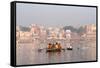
[16,3,96,28]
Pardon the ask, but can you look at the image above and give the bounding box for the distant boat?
[67,45,73,50]
[38,49,42,52]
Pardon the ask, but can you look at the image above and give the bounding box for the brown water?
[16,40,96,65]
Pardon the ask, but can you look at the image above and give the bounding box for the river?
[16,40,96,65]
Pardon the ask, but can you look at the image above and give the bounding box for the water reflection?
[16,40,96,65]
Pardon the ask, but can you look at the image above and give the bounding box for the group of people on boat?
[47,42,73,52]
[47,42,62,49]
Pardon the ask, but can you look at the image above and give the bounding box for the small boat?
[67,46,73,50]
[46,48,61,52]
[46,42,62,52]
[38,49,42,52]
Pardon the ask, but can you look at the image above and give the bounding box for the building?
[65,30,71,39]
[39,26,47,40]
[59,29,65,39]
[30,24,41,39]
[47,27,58,39]
[84,24,96,40]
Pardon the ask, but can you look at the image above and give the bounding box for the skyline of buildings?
[16,23,96,42]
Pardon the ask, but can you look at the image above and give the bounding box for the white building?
[65,30,71,39]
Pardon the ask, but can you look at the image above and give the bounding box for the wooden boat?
[46,42,62,52]
[46,48,61,52]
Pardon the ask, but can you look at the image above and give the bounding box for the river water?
[16,40,96,65]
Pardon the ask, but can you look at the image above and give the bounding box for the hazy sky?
[16,3,96,28]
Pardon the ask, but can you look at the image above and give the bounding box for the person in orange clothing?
[58,43,62,49]
[48,43,52,49]
[55,42,59,49]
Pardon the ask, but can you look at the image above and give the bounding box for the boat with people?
[67,45,73,50]
[46,42,62,52]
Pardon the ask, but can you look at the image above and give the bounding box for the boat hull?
[46,49,61,52]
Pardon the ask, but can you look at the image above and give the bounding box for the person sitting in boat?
[58,43,62,49]
[55,42,59,49]
[52,43,55,49]
[48,43,52,49]
[55,42,62,49]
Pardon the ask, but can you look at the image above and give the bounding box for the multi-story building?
[47,27,58,39]
[39,26,47,40]
[65,30,71,39]
[84,24,96,40]
[16,25,20,40]
[59,29,65,39]
[30,24,41,39]
[47,27,66,39]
